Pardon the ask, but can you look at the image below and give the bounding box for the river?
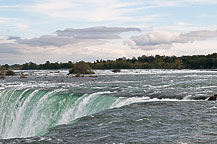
[0,69,217,143]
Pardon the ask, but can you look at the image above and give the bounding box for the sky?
[1,0,217,64]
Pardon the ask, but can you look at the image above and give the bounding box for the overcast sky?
[1,0,217,64]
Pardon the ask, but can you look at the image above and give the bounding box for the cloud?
[176,22,194,26]
[0,43,22,54]
[201,14,217,18]
[7,36,21,40]
[2,26,217,64]
[140,0,217,8]
[125,30,217,50]
[171,39,217,56]
[130,31,180,46]
[15,35,78,47]
[56,27,141,38]
[0,17,9,23]
[182,0,217,4]
[15,23,29,30]
[182,30,217,39]
[0,17,31,36]
[26,0,160,23]
[28,0,131,20]
[0,26,142,63]
[9,26,140,47]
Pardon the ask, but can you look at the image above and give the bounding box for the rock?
[20,73,27,78]
[74,73,84,77]
[89,75,98,78]
[112,69,121,73]
[192,96,207,100]
[207,94,217,101]
[6,70,16,76]
[75,73,81,77]
[0,75,5,79]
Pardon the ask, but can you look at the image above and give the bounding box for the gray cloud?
[9,26,141,47]
[0,26,141,63]
[180,30,217,41]
[7,36,21,40]
[16,35,79,47]
[126,30,217,50]
[56,26,141,38]
[0,43,21,54]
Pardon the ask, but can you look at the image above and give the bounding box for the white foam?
[112,96,197,108]
[208,106,217,109]
[95,69,217,76]
[57,91,112,125]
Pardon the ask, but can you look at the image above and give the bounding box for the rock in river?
[207,94,217,101]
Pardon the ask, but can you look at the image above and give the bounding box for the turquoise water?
[0,69,217,143]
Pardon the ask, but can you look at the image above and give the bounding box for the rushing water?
[0,69,217,143]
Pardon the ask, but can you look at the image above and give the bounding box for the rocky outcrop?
[207,94,217,101]
[112,69,121,73]
[6,70,16,76]
[68,61,94,75]
[20,73,27,78]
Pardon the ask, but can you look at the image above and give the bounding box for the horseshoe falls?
[1,69,217,143]
[0,88,145,139]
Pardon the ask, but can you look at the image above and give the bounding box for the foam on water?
[112,96,199,108]
[94,69,217,75]
[11,69,217,78]
[57,91,113,125]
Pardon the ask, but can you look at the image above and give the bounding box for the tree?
[0,66,6,78]
[69,61,95,74]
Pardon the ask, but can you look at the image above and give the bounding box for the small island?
[68,61,95,77]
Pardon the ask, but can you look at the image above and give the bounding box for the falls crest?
[0,88,184,139]
[0,89,121,139]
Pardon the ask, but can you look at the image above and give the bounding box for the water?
[0,69,217,143]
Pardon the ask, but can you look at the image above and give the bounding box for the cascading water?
[0,88,151,139]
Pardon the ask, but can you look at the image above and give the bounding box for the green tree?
[69,61,94,74]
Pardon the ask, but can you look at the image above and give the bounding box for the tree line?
[2,53,217,70]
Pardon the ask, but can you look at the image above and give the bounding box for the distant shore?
[1,53,217,70]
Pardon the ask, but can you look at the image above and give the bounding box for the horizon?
[1,52,217,66]
[1,0,217,64]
